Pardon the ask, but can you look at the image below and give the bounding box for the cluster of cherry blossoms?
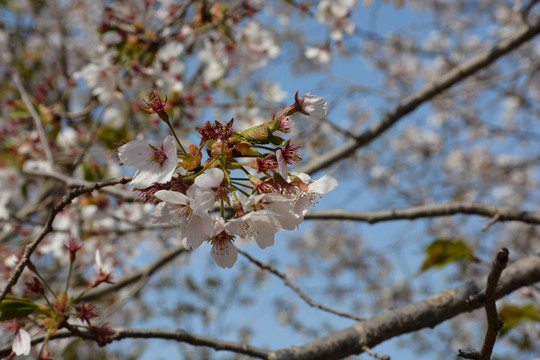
[118,91,337,268]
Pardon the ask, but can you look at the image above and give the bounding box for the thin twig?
[0,176,132,303]
[12,73,55,168]
[23,167,136,201]
[362,345,390,360]
[458,248,509,360]
[79,244,187,302]
[238,249,365,322]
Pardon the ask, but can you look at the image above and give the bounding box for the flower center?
[174,204,193,228]
[148,144,168,166]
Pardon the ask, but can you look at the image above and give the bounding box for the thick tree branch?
[305,202,540,226]
[268,254,540,360]
[0,177,132,303]
[298,18,540,175]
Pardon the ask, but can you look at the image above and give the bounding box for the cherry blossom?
[315,0,357,41]
[151,187,215,250]
[228,209,283,249]
[13,327,31,356]
[209,217,238,269]
[118,135,177,189]
[300,93,328,120]
[305,45,332,65]
[1,320,31,356]
[292,172,338,216]
[244,192,302,231]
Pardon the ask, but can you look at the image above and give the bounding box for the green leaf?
[499,304,540,336]
[420,238,475,272]
[0,296,42,321]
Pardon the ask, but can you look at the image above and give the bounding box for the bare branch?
[298,18,540,175]
[361,345,390,360]
[459,248,509,360]
[0,176,132,303]
[238,249,366,322]
[304,202,540,226]
[0,327,272,359]
[23,168,136,201]
[12,73,55,168]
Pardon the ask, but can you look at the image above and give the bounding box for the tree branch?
[459,248,509,360]
[0,327,272,359]
[238,249,365,322]
[23,168,136,201]
[269,253,540,360]
[2,253,537,360]
[0,177,132,303]
[298,17,540,175]
[304,202,540,226]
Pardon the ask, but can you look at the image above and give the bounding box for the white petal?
[118,140,152,168]
[255,231,275,249]
[276,150,288,178]
[151,202,178,224]
[192,189,216,216]
[155,190,189,205]
[211,240,238,268]
[130,168,161,188]
[13,329,31,356]
[309,174,338,194]
[94,249,102,275]
[194,168,224,188]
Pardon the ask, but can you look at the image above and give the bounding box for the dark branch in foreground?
[298,17,540,176]
[0,327,271,359]
[2,254,537,360]
[0,176,132,303]
[268,253,540,360]
[305,202,540,226]
[459,248,509,360]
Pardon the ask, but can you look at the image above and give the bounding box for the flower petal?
[194,168,224,188]
[211,239,238,268]
[13,329,31,356]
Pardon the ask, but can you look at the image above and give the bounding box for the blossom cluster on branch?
[118,91,337,268]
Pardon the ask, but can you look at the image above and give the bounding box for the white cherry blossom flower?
[2,321,31,356]
[152,187,215,250]
[305,45,331,65]
[316,0,357,41]
[13,328,31,356]
[293,172,338,216]
[244,192,301,231]
[227,209,282,249]
[301,93,328,120]
[210,217,238,269]
[118,135,177,189]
